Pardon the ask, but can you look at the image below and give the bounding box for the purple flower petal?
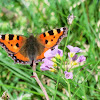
[72,54,78,61]
[68,52,70,58]
[40,63,50,71]
[76,55,86,63]
[55,45,58,49]
[44,49,54,58]
[42,59,54,66]
[40,59,54,71]
[44,45,63,58]
[40,63,54,71]
[64,71,73,79]
[58,49,63,57]
[67,45,81,53]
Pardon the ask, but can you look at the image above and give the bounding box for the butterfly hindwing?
[9,52,30,64]
[36,48,49,61]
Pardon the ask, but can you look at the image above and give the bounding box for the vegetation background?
[0,0,100,100]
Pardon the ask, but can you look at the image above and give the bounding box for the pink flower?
[67,45,82,53]
[44,45,63,59]
[40,46,63,71]
[67,45,86,64]
[64,71,73,79]
[76,55,86,63]
[68,52,78,60]
[72,54,78,61]
[40,59,54,71]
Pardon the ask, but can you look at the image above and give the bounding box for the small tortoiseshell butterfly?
[0,27,68,65]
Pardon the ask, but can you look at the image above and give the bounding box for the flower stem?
[66,81,71,100]
[32,62,49,100]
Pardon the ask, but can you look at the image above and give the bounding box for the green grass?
[0,0,100,100]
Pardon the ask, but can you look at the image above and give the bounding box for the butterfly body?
[19,35,44,62]
[0,27,68,65]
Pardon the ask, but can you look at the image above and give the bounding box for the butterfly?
[0,27,68,65]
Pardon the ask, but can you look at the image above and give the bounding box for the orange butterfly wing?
[0,34,30,64]
[0,27,68,64]
[9,52,30,64]
[36,48,49,62]
[36,27,68,61]
[0,34,26,53]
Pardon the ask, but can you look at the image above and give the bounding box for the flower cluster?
[40,45,86,79]
[40,45,63,72]
[67,45,86,66]
[64,45,86,79]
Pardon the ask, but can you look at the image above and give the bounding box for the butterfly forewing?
[37,27,68,49]
[0,34,27,53]
[36,27,68,61]
[0,34,30,64]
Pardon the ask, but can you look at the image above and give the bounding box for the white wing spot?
[0,35,2,39]
[60,27,63,31]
